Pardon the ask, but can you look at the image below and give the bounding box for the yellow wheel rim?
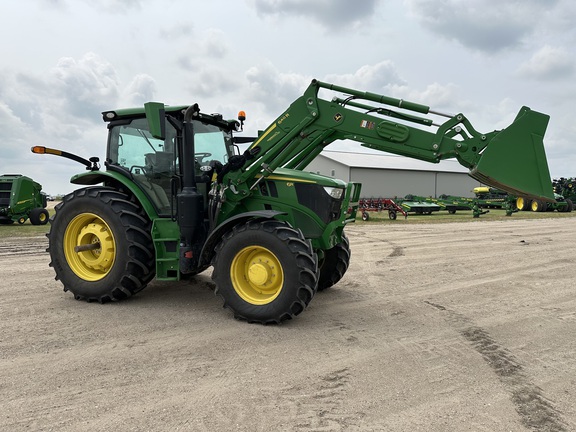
[39,212,47,223]
[531,201,539,212]
[64,213,116,281]
[516,197,525,210]
[230,246,284,305]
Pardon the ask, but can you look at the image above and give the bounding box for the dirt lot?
[1,217,576,431]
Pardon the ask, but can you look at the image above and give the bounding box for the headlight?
[323,187,344,199]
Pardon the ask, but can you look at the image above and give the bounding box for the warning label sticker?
[360,120,375,130]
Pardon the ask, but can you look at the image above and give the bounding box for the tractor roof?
[102,104,189,122]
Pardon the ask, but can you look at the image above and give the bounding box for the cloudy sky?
[1,0,575,195]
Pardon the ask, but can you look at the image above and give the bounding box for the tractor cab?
[103,106,237,216]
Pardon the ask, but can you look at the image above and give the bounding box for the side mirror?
[144,102,166,140]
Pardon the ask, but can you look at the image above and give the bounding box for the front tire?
[212,219,318,324]
[47,187,155,303]
[317,233,351,292]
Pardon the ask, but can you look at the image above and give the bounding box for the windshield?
[191,121,232,165]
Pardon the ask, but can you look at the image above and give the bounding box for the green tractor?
[0,174,50,225]
[32,79,554,323]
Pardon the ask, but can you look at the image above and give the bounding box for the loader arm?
[227,79,554,202]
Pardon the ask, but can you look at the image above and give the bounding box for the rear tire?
[212,219,317,324]
[531,200,547,212]
[317,233,351,292]
[557,199,573,213]
[47,187,155,303]
[516,197,531,211]
[30,208,49,225]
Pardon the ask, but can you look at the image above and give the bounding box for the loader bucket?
[469,106,555,202]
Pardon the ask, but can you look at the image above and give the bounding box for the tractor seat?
[145,152,173,178]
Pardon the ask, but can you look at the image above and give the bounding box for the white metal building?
[306,150,482,198]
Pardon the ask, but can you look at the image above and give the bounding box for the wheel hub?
[231,246,284,305]
[248,260,276,288]
[77,223,114,271]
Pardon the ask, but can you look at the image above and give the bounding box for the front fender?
[199,210,287,267]
[70,170,160,219]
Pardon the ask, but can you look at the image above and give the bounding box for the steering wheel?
[195,152,212,164]
[130,165,148,175]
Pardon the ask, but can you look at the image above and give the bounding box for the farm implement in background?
[475,185,573,213]
[359,197,407,220]
[527,178,574,213]
[396,194,487,218]
[0,174,50,225]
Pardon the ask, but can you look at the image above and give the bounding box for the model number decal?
[277,112,290,125]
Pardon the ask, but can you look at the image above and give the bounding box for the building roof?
[318,150,469,174]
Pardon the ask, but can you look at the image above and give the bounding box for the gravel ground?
[1,217,575,431]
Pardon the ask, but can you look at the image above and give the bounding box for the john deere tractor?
[32,79,554,323]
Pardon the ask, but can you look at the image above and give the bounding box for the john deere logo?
[334,113,343,122]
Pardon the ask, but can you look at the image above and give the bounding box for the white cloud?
[123,74,157,106]
[245,62,311,112]
[0,102,26,146]
[50,52,120,118]
[186,68,239,99]
[324,61,406,92]
[0,52,136,194]
[516,45,574,80]
[200,29,229,59]
[252,0,381,31]
[80,0,143,13]
[405,0,558,52]
[387,82,463,115]
[176,29,230,75]
[159,23,194,40]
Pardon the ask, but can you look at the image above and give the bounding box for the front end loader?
[32,79,554,323]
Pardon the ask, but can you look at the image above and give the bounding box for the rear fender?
[70,171,160,219]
